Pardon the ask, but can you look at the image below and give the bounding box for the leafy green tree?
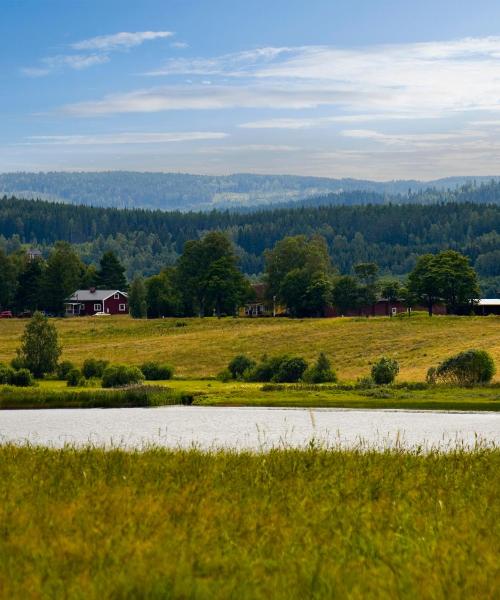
[408,250,480,315]
[96,251,127,290]
[176,232,250,317]
[128,276,147,318]
[304,352,337,383]
[16,312,61,377]
[145,268,182,318]
[331,275,362,315]
[265,235,333,316]
[42,242,85,314]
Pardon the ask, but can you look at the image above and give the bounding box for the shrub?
[10,356,26,371]
[56,361,75,381]
[227,355,256,380]
[273,356,309,383]
[82,358,109,379]
[0,364,15,385]
[435,349,496,386]
[304,353,337,383]
[371,357,400,385]
[426,367,437,385]
[66,368,83,387]
[102,365,145,388]
[10,368,34,387]
[140,362,174,380]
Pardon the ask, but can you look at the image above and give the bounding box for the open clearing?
[0,314,498,381]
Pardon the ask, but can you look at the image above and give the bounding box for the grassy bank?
[1,379,499,410]
[0,314,499,381]
[0,445,498,598]
[0,384,192,410]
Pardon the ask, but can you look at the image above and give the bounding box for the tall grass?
[0,445,498,598]
[0,385,193,409]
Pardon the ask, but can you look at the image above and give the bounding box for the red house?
[65,289,128,316]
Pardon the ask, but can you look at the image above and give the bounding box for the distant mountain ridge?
[1,171,499,211]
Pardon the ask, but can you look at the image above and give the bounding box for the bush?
[66,368,83,387]
[102,365,145,388]
[355,376,375,389]
[140,362,174,380]
[10,356,26,371]
[273,356,309,383]
[82,358,109,379]
[56,361,75,381]
[426,367,437,385]
[10,368,34,387]
[0,364,15,385]
[434,349,496,385]
[371,357,400,385]
[227,355,256,380]
[304,353,337,383]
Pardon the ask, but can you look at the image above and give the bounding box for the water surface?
[1,406,499,451]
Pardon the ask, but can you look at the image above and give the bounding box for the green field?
[0,314,499,382]
[0,445,498,599]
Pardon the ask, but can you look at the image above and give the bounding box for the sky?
[3,0,500,179]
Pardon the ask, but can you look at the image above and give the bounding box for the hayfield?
[0,314,498,381]
[0,445,498,599]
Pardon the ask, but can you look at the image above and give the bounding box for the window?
[94,303,102,311]
[114,293,120,299]
[119,303,126,312]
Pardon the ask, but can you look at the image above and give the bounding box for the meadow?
[0,445,498,599]
[0,314,499,382]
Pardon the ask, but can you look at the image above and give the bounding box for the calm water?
[0,406,499,451]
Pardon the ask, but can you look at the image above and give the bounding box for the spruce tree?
[96,251,127,290]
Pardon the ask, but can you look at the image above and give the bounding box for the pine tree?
[96,251,127,290]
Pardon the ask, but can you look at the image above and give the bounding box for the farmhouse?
[65,289,128,316]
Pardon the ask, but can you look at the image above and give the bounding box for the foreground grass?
[0,446,498,599]
[0,314,499,381]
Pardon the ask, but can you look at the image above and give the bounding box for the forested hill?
[0,171,499,211]
[1,194,499,295]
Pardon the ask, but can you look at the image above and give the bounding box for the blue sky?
[2,0,500,178]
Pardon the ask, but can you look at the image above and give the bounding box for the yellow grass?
[0,314,499,381]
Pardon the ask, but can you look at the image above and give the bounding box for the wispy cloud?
[22,30,173,77]
[71,31,173,51]
[170,41,189,49]
[23,132,228,145]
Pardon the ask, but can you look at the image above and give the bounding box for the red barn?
[65,289,128,316]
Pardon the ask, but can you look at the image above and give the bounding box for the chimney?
[90,287,96,294]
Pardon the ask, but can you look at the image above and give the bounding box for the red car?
[0,311,13,318]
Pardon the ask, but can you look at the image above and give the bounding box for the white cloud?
[22,30,172,77]
[61,84,361,116]
[239,113,442,129]
[23,132,228,145]
[144,37,500,116]
[71,31,173,51]
[170,41,189,49]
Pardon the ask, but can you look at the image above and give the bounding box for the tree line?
[0,192,499,295]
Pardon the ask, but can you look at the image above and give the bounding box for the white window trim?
[114,293,120,299]
[119,303,126,312]
[94,303,102,311]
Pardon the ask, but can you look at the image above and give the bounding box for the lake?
[1,406,499,451]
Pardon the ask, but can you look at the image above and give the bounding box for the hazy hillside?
[0,171,499,211]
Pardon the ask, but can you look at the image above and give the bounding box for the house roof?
[67,290,128,302]
[477,298,500,306]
